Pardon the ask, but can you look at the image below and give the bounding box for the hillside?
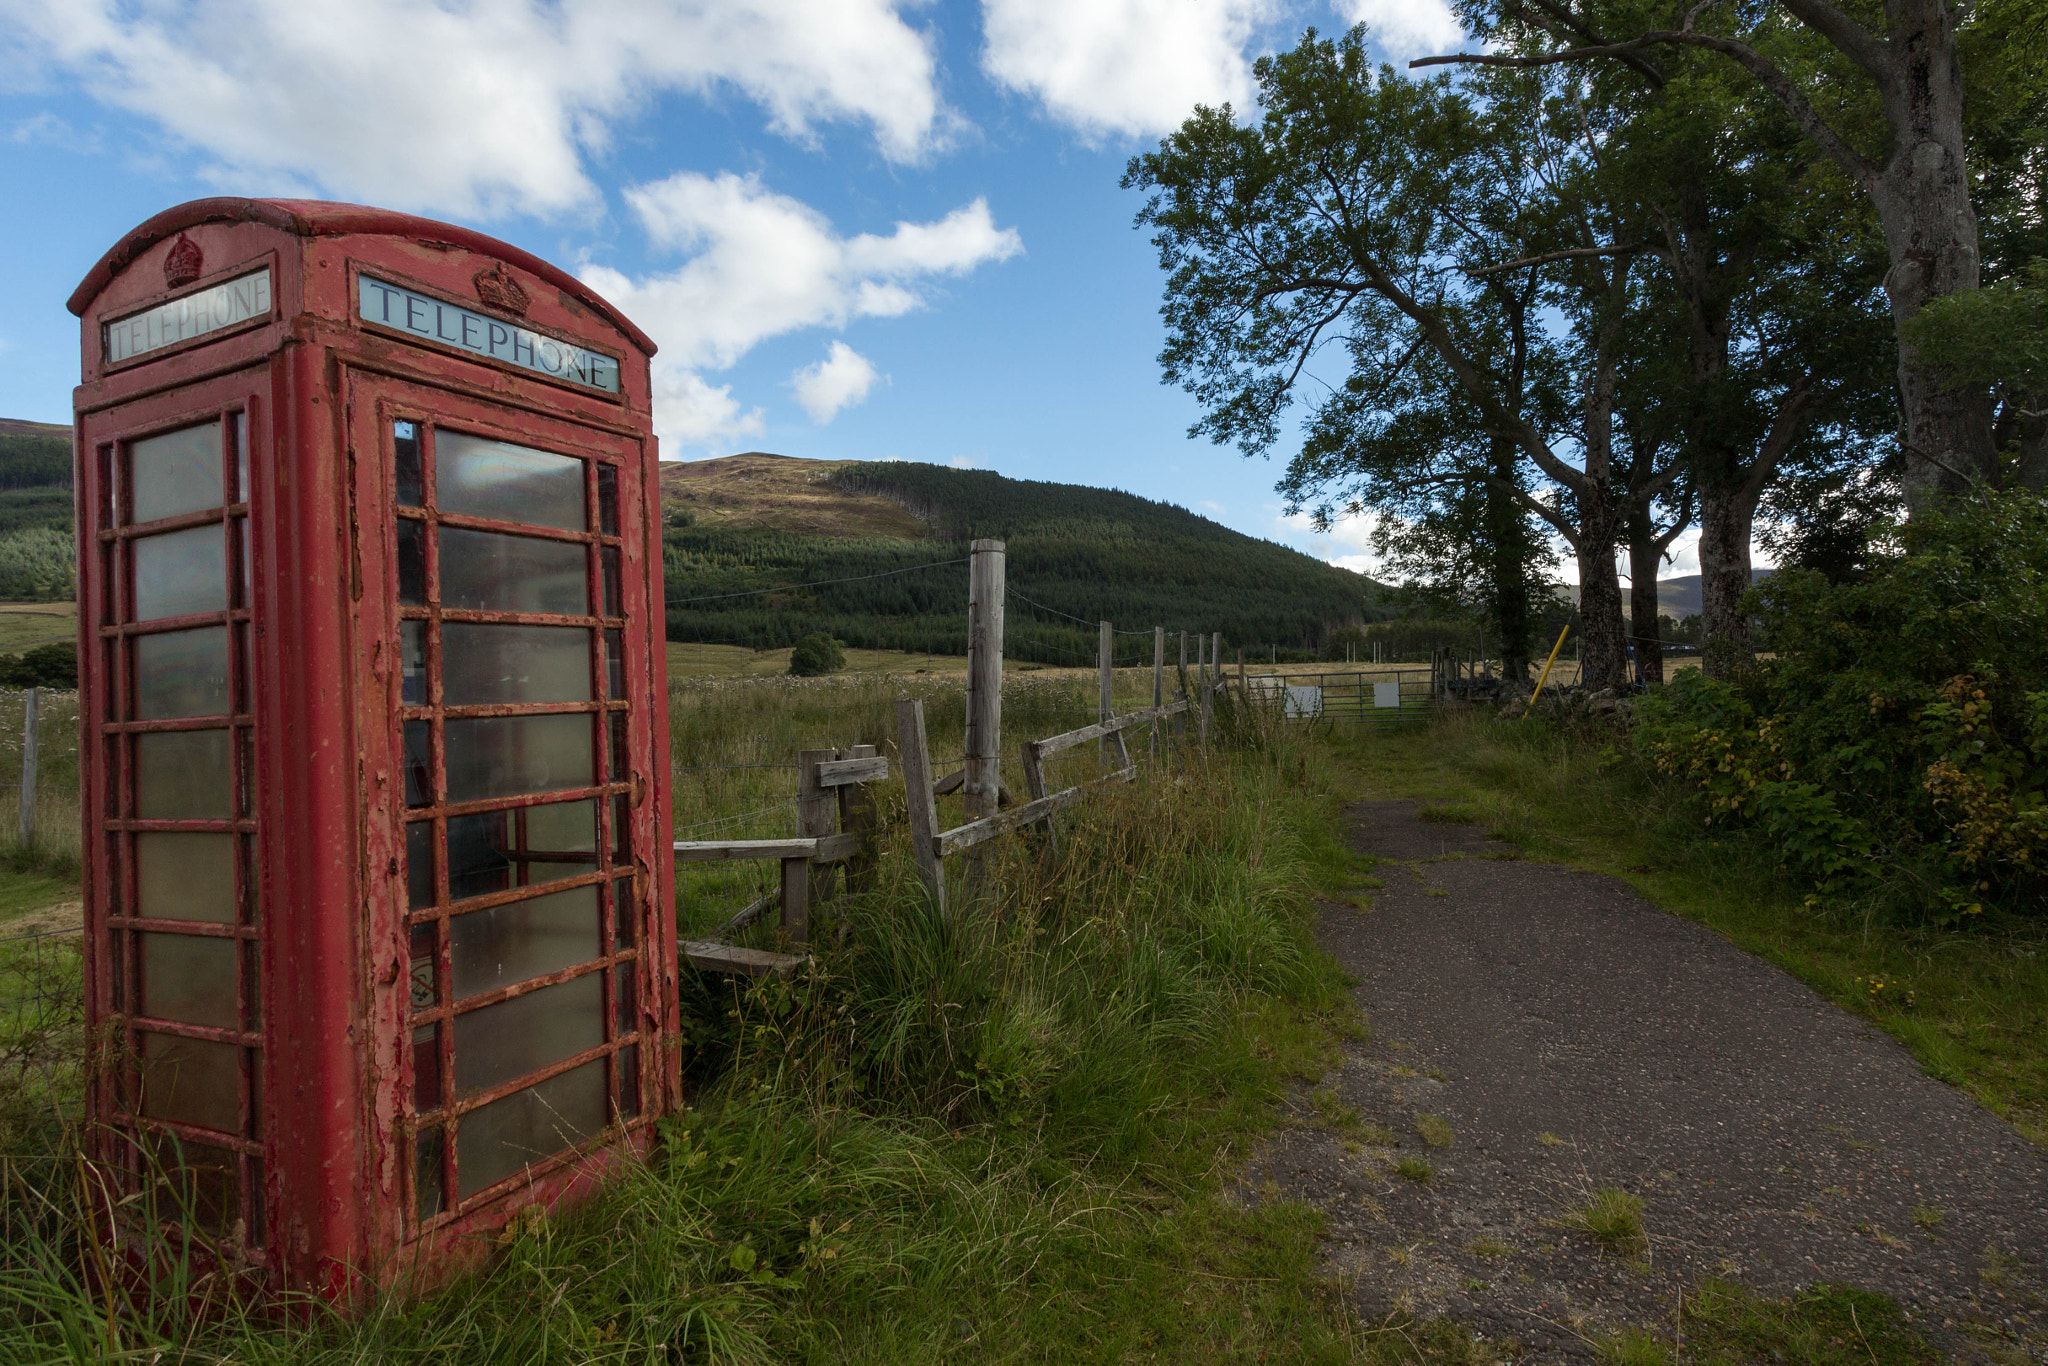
[0,422,74,603]
[660,454,1385,662]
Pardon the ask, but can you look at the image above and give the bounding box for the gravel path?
[1243,800,2048,1362]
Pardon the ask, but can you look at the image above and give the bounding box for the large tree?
[1126,32,1681,690]
[1416,0,2005,513]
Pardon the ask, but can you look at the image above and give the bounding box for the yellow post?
[1530,624,1571,707]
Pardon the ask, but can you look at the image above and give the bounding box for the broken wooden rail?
[677,744,887,977]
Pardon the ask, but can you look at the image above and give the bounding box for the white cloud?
[652,371,764,450]
[0,0,950,217]
[791,342,883,423]
[950,456,984,469]
[980,0,1277,139]
[1198,500,1225,514]
[581,172,1020,451]
[1336,0,1466,60]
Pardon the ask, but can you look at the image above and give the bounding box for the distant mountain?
[660,453,1388,661]
[1646,570,1774,619]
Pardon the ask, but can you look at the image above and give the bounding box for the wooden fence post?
[17,687,38,849]
[1200,637,1213,749]
[1151,625,1164,763]
[838,744,881,895]
[792,748,836,940]
[1237,646,1245,693]
[1098,620,1113,767]
[1176,631,1188,748]
[965,540,1006,894]
[895,699,945,912]
[1019,737,1058,855]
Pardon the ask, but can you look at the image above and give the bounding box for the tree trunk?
[1866,0,1998,509]
[1625,514,1665,685]
[1484,436,1537,683]
[1575,531,1629,693]
[1695,486,1754,678]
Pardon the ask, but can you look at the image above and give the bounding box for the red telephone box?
[68,198,678,1295]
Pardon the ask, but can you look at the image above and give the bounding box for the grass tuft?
[1567,1187,1646,1254]
[1415,1114,1455,1148]
[1594,1327,1673,1366]
[1394,1157,1434,1183]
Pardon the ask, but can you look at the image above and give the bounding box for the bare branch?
[1776,0,1890,86]
[1465,243,1647,277]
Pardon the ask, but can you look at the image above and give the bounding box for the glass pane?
[397,520,427,606]
[132,525,226,621]
[136,833,234,922]
[449,884,601,1000]
[437,431,585,531]
[231,412,247,505]
[597,464,618,535]
[604,630,625,699]
[413,1025,441,1115]
[613,794,631,862]
[140,1032,239,1132]
[134,626,230,720]
[607,712,627,783]
[237,729,255,817]
[139,933,237,1028]
[452,972,602,1098]
[394,421,423,507]
[130,423,221,524]
[416,1128,444,1219]
[448,800,597,901]
[234,517,250,609]
[613,962,636,1036]
[144,1133,239,1236]
[401,621,428,704]
[409,921,438,1014]
[407,821,437,910]
[242,940,261,1031]
[233,623,251,712]
[456,1060,605,1200]
[135,730,231,819]
[617,1042,640,1118]
[404,720,433,808]
[439,528,586,615]
[600,546,622,617]
[445,714,593,803]
[442,624,591,706]
[247,1155,266,1245]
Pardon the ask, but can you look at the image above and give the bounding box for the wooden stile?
[838,744,882,895]
[895,697,946,911]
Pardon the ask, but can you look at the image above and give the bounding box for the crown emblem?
[472,262,531,316]
[163,234,204,289]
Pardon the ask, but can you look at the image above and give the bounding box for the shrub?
[786,633,846,677]
[0,642,75,689]
[1634,491,2048,919]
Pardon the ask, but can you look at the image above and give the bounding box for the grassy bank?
[1334,712,2047,1146]
[0,711,1501,1363]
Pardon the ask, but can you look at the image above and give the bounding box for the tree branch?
[1465,243,1647,277]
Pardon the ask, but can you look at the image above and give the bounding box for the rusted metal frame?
[400,699,605,722]
[96,502,237,543]
[403,868,608,925]
[106,818,258,833]
[442,1033,630,1121]
[432,508,622,551]
[399,606,620,628]
[97,606,251,641]
[102,713,254,734]
[122,1015,261,1048]
[421,781,630,823]
[108,1111,265,1158]
[409,947,636,1031]
[106,915,257,938]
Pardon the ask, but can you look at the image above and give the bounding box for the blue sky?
[0,0,1689,582]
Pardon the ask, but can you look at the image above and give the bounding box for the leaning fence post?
[1098,620,1114,767]
[793,748,836,939]
[1151,626,1164,763]
[895,698,945,912]
[965,540,1006,895]
[1200,638,1214,749]
[1176,631,1189,749]
[1019,737,1058,855]
[17,687,39,849]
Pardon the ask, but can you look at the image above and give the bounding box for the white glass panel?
[140,1033,239,1132]
[132,526,226,621]
[442,624,590,705]
[437,432,585,531]
[135,627,230,719]
[130,423,221,524]
[444,714,592,803]
[139,933,237,1028]
[456,1059,604,1199]
[135,730,232,818]
[136,832,234,922]
[452,972,601,1097]
[439,528,586,615]
[449,884,601,1000]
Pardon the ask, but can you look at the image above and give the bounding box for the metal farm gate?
[1246,670,1434,727]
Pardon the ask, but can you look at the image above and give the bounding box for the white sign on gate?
[1373,681,1401,709]
[1284,685,1323,719]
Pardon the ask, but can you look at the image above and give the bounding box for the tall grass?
[0,679,1428,1363]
